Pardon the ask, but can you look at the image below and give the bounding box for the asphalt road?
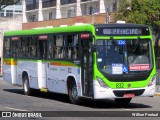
[0,79,159,120]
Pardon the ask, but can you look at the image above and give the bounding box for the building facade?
[22,0,120,29]
[0,1,22,73]
[0,1,22,18]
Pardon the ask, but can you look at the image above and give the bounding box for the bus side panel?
[47,63,82,95]
[17,60,22,86]
[47,65,67,93]
[3,63,12,84]
[3,59,17,85]
[11,64,17,84]
[29,61,38,89]
[38,61,47,89]
[18,60,39,89]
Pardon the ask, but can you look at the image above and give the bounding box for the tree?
[0,0,20,11]
[116,0,160,58]
[116,0,160,34]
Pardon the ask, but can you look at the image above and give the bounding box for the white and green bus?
[3,23,156,105]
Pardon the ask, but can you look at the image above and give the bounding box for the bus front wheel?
[68,82,82,105]
[23,76,33,96]
[115,98,132,106]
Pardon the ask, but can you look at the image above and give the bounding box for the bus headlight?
[96,76,109,88]
[148,75,156,87]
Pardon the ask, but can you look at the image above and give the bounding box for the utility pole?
[90,6,94,24]
[106,8,109,23]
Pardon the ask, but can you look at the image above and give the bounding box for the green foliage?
[0,0,20,10]
[116,0,160,32]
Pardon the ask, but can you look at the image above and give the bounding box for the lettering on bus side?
[68,68,72,73]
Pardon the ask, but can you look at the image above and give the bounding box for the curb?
[155,92,160,96]
[155,85,160,96]
[156,85,160,91]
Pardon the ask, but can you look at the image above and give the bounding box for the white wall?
[0,16,22,58]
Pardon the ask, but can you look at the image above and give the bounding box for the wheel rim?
[71,85,78,101]
[24,80,28,93]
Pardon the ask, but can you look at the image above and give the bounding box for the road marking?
[3,107,28,111]
[121,108,133,111]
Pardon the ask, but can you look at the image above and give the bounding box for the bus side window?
[48,35,56,59]
[30,37,37,58]
[66,34,79,59]
[4,37,11,57]
[73,34,79,59]
[48,40,53,59]
[53,37,56,58]
[66,34,72,59]
[21,37,30,58]
[55,35,65,59]
[12,41,19,58]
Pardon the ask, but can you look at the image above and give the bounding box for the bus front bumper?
[93,80,156,99]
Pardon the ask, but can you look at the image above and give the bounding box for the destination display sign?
[38,35,48,40]
[11,37,19,41]
[95,27,150,36]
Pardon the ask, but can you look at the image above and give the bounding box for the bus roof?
[4,23,149,37]
[4,24,94,37]
[94,23,149,28]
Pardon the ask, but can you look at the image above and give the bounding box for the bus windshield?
[96,39,153,75]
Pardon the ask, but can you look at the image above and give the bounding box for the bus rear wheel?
[68,82,82,105]
[115,98,132,106]
[23,76,33,96]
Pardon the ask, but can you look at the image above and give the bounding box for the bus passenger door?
[11,40,19,84]
[38,37,48,89]
[81,39,93,97]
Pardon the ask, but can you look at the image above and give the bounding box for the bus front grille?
[113,89,145,97]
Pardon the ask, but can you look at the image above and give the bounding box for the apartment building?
[22,0,120,29]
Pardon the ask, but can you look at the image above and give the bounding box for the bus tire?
[23,76,33,96]
[68,81,82,105]
[115,98,132,106]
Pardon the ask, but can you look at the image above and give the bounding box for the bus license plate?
[123,93,135,98]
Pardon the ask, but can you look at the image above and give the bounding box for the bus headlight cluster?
[148,75,156,87]
[96,76,109,88]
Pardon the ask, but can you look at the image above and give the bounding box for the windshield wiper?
[110,36,125,56]
[132,37,140,53]
[110,37,118,46]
